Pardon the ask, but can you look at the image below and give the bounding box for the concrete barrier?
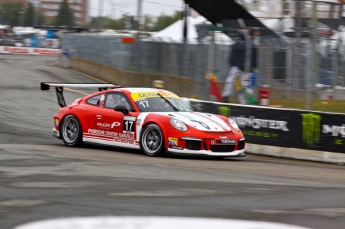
[72,58,196,98]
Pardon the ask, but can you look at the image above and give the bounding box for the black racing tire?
[140,124,165,156]
[61,115,83,147]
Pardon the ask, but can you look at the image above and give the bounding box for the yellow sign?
[131,91,179,101]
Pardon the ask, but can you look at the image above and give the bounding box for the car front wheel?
[140,124,164,156]
[61,115,83,147]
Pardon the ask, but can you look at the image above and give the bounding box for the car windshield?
[132,92,194,112]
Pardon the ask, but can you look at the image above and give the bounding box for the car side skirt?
[83,137,140,149]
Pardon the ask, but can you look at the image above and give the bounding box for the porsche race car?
[41,83,245,157]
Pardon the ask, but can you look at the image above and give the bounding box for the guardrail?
[183,98,345,164]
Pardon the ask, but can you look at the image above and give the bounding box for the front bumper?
[166,148,245,157]
[166,136,246,157]
[52,128,60,138]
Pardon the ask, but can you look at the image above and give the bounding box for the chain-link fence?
[61,26,345,112]
[258,27,345,106]
[61,32,233,100]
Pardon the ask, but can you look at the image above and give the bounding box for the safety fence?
[61,27,345,112]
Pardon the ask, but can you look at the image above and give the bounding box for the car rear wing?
[40,82,121,108]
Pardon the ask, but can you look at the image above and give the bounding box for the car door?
[95,92,138,146]
[83,93,104,134]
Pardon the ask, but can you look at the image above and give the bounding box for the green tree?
[143,14,154,31]
[0,2,24,26]
[89,16,111,29]
[56,0,75,27]
[45,17,57,26]
[38,8,45,26]
[23,3,44,27]
[24,2,34,26]
[153,11,182,31]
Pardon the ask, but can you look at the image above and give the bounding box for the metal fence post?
[306,0,317,110]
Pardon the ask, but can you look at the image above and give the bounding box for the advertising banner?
[0,46,61,56]
[189,100,345,153]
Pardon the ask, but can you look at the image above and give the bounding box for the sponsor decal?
[172,146,183,150]
[242,131,278,138]
[54,119,59,126]
[87,129,135,144]
[131,91,179,101]
[233,116,289,131]
[114,133,135,144]
[301,113,321,147]
[88,129,118,137]
[111,122,121,128]
[137,119,141,126]
[220,136,227,139]
[124,116,136,121]
[3,46,29,54]
[218,106,230,117]
[301,113,345,146]
[323,124,345,138]
[1,46,61,55]
[97,122,120,128]
[168,137,178,145]
[215,139,236,145]
[32,48,60,55]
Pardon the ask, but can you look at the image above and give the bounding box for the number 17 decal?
[123,116,136,133]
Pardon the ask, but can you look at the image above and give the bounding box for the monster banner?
[189,100,345,153]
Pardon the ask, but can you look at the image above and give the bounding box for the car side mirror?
[114,104,129,115]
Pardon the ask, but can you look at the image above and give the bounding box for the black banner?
[190,100,345,153]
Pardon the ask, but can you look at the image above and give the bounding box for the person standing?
[222,28,258,103]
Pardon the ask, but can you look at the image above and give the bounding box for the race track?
[0,55,344,229]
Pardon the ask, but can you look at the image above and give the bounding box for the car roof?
[106,87,179,95]
[113,87,165,93]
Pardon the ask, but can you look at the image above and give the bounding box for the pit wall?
[72,58,196,98]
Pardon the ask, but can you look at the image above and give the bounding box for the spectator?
[222,28,258,103]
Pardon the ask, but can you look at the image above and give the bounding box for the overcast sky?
[89,0,184,18]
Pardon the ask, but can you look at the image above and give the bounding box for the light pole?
[18,12,24,26]
[31,1,40,27]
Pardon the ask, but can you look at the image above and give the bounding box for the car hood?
[158,112,232,132]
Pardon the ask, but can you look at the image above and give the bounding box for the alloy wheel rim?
[62,118,78,143]
[142,127,162,154]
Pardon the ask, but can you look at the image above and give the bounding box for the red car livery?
[41,83,245,157]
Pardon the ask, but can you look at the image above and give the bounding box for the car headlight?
[170,118,188,131]
[228,118,240,132]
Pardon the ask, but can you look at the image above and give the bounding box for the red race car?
[41,83,245,157]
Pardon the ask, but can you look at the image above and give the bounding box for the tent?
[149,16,233,44]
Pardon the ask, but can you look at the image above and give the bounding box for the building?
[40,0,89,25]
[0,0,89,25]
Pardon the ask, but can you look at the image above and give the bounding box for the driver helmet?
[150,98,165,111]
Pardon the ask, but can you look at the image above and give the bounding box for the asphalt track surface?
[0,55,344,229]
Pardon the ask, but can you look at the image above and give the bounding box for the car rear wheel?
[61,115,83,147]
[140,124,164,156]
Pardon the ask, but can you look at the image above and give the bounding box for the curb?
[246,143,345,164]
